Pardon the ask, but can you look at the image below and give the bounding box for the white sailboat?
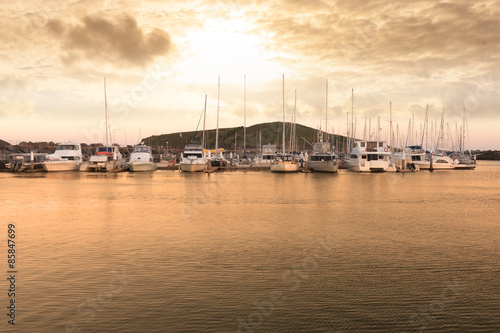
[210,77,226,167]
[180,96,208,172]
[307,80,338,173]
[80,78,128,172]
[42,143,82,172]
[271,75,299,173]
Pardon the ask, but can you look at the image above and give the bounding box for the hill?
[142,122,350,153]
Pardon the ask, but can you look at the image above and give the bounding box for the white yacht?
[348,140,395,172]
[42,143,82,172]
[431,153,458,170]
[80,145,128,172]
[392,146,430,170]
[180,142,206,172]
[127,145,157,172]
[256,144,276,166]
[271,153,299,172]
[308,141,338,173]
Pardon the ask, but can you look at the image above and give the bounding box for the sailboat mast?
[390,101,393,153]
[351,89,354,149]
[215,76,220,157]
[282,74,285,154]
[244,75,246,154]
[202,94,207,151]
[462,107,466,152]
[104,77,109,147]
[293,89,297,152]
[325,80,328,142]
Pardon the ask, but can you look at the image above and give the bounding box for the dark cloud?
[46,14,172,67]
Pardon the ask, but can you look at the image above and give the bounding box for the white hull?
[43,161,80,172]
[127,162,157,172]
[179,163,206,172]
[79,162,107,172]
[270,162,299,173]
[308,161,338,173]
[348,160,395,172]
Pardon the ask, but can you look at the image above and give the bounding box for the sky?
[1,0,499,149]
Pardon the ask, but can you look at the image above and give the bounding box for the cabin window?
[360,142,365,148]
[351,154,358,159]
[361,155,366,159]
[185,153,202,158]
[379,142,383,147]
[367,154,379,161]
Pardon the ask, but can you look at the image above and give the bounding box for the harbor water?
[1,162,499,332]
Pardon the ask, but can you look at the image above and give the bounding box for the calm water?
[1,162,499,332]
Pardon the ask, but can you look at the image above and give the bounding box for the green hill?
[143,121,349,153]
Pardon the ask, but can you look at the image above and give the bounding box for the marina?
[2,1,499,331]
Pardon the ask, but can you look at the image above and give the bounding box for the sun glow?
[178,17,285,84]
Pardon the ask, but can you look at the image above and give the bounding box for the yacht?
[80,145,128,172]
[180,142,206,172]
[271,153,299,172]
[392,146,430,170]
[431,154,457,170]
[348,140,395,172]
[127,145,157,172]
[256,144,276,166]
[308,141,338,173]
[42,143,82,172]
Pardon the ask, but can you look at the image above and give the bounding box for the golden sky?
[1,0,499,149]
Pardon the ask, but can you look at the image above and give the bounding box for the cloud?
[46,14,172,68]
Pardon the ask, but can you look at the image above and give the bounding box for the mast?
[293,89,297,151]
[412,112,415,146]
[215,76,220,157]
[202,94,207,151]
[346,111,349,154]
[104,77,109,147]
[351,89,354,149]
[377,116,380,141]
[363,118,367,141]
[282,74,285,154]
[243,75,246,155]
[325,80,328,142]
[462,107,466,152]
[369,118,371,140]
[389,101,393,153]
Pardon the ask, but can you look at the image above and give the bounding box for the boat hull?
[307,161,338,173]
[270,162,299,173]
[180,163,206,172]
[42,161,80,172]
[127,162,157,172]
[348,160,395,172]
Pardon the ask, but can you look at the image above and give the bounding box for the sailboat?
[180,95,208,172]
[307,80,338,173]
[80,78,128,172]
[210,77,226,167]
[271,75,299,173]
